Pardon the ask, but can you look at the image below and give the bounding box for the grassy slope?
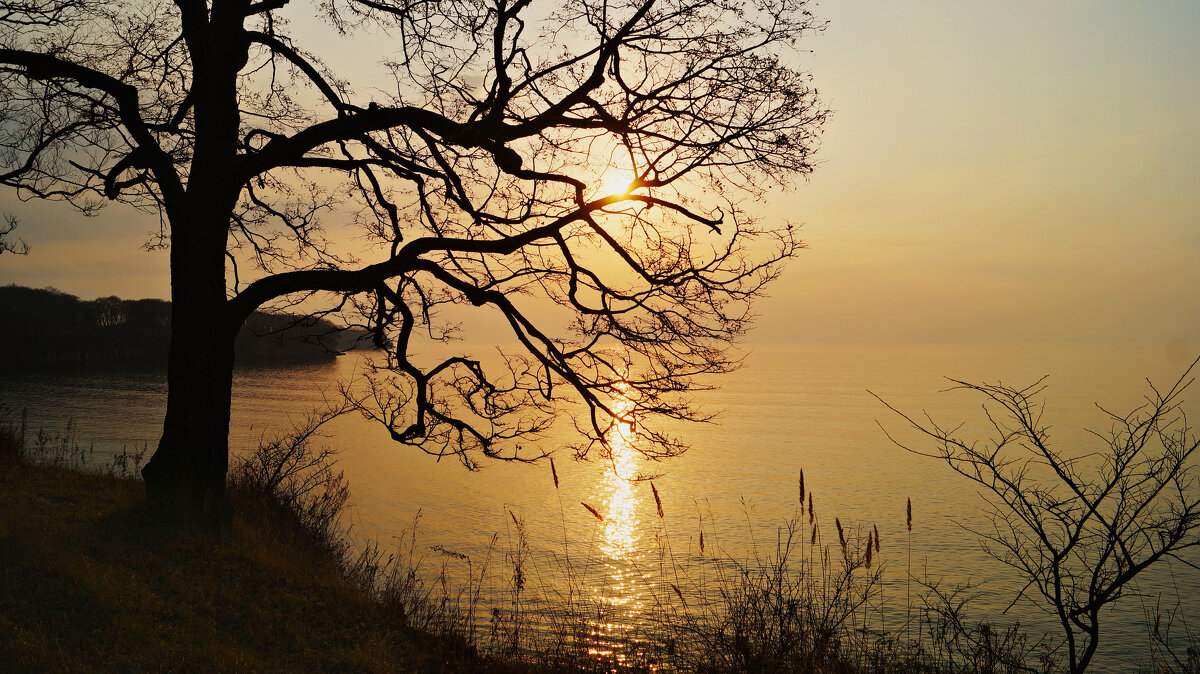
[0,457,486,673]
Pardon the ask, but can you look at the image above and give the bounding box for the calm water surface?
[2,342,1197,671]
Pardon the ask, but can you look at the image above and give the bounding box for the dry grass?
[0,397,1058,673]
[0,400,23,458]
[381,477,1074,674]
[0,459,463,672]
[0,402,565,673]
[5,396,1185,673]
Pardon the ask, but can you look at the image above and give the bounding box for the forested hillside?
[0,285,364,367]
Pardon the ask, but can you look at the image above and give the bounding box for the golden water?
[3,342,1197,671]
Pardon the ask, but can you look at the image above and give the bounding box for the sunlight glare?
[585,372,652,667]
[600,379,640,559]
[597,171,635,200]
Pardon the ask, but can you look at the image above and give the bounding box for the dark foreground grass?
[0,410,1049,674]
[3,397,1194,673]
[0,453,528,673]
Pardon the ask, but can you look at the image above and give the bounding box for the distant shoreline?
[0,284,372,370]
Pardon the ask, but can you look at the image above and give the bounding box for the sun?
[597,171,635,198]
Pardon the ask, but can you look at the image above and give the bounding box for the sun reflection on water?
[600,384,641,559]
[586,378,654,667]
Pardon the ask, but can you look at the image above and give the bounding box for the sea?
[2,342,1197,672]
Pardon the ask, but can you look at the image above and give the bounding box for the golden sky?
[2,0,1197,345]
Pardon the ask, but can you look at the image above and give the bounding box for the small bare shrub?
[26,421,90,468]
[228,403,352,560]
[107,442,147,478]
[877,357,1200,673]
[648,499,887,673]
[914,574,1056,674]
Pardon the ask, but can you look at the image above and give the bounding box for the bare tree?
[0,0,826,523]
[874,359,1200,673]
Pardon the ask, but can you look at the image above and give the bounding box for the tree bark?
[141,200,237,527]
[141,10,246,527]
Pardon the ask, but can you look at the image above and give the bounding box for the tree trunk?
[138,0,249,528]
[142,200,236,527]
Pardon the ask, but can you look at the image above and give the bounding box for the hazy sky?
[2,0,1197,346]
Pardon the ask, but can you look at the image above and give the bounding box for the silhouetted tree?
[92,295,125,326]
[876,360,1200,673]
[0,0,826,523]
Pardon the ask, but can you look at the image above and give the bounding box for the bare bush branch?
[0,213,28,254]
[874,357,1200,673]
